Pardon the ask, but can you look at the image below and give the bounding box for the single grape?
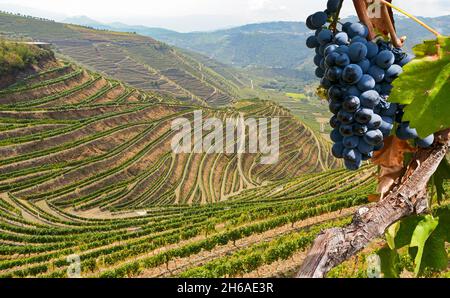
[355,108,373,124]
[375,50,395,69]
[368,65,385,83]
[306,35,320,48]
[311,11,328,28]
[329,101,342,114]
[353,123,368,136]
[344,159,362,170]
[326,66,343,82]
[332,142,345,158]
[360,90,380,109]
[348,23,368,38]
[337,110,354,124]
[330,115,341,128]
[328,85,344,101]
[367,113,382,129]
[342,95,360,113]
[346,86,361,97]
[384,64,403,82]
[340,124,354,137]
[364,129,383,146]
[327,0,341,13]
[306,15,315,30]
[357,140,374,154]
[343,136,360,149]
[417,134,434,148]
[343,148,362,163]
[398,54,414,67]
[366,41,379,59]
[331,128,344,142]
[318,29,334,45]
[342,64,363,84]
[357,74,376,92]
[357,59,370,73]
[335,53,351,67]
[396,122,419,140]
[324,44,339,56]
[320,77,332,89]
[325,51,340,67]
[349,42,368,62]
[334,32,349,45]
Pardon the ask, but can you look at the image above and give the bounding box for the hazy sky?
[0,0,449,32]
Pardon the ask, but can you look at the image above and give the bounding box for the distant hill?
[75,15,450,71]
[0,11,247,107]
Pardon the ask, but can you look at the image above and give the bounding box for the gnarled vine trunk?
[297,130,450,278]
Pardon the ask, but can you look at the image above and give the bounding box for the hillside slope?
[0,45,338,211]
[0,12,245,107]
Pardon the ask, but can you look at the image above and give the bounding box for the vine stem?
[380,0,441,37]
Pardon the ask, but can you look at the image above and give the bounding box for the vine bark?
[297,129,450,278]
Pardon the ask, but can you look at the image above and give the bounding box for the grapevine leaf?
[386,222,400,250]
[377,247,401,278]
[417,232,448,274]
[409,208,449,275]
[371,136,415,197]
[434,206,450,242]
[393,215,423,249]
[389,36,450,138]
[432,158,450,204]
[409,215,439,276]
[376,166,403,198]
[371,136,416,168]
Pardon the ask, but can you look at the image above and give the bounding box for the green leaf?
[377,247,401,278]
[389,36,450,138]
[408,207,449,275]
[386,222,400,250]
[432,158,450,204]
[394,215,423,249]
[434,205,450,242]
[409,215,439,276]
[418,231,448,274]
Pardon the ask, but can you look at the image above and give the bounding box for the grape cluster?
[305,0,434,170]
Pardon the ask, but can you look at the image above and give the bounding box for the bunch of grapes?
[305,0,434,170]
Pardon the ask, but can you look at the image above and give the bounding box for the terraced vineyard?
[0,12,245,107]
[0,164,380,278]
[0,41,400,278]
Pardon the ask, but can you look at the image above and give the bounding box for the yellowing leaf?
[368,194,380,202]
[376,166,404,197]
[372,136,416,168]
